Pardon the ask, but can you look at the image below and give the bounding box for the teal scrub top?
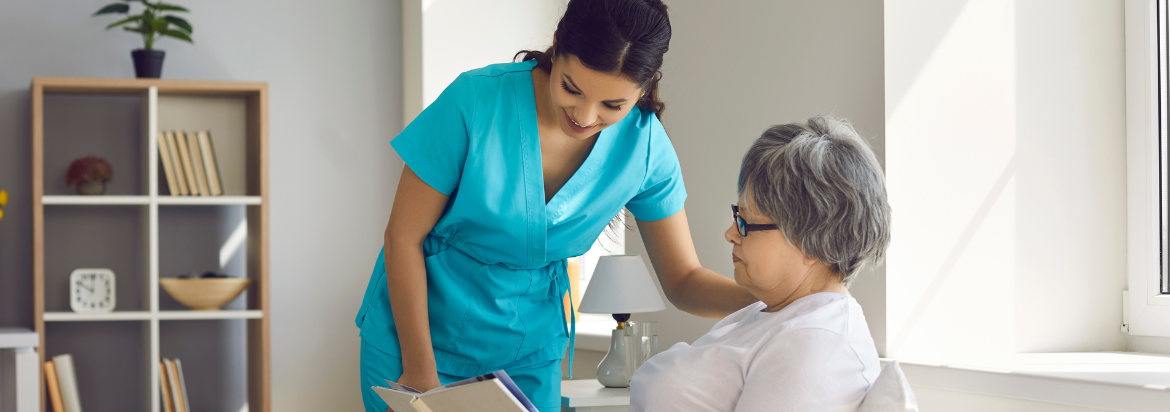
[355,60,687,377]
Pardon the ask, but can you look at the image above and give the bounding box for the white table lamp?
[578,255,665,388]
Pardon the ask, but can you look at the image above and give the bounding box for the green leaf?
[162,15,191,34]
[148,3,189,13]
[122,26,149,34]
[162,29,193,44]
[149,16,168,33]
[92,3,129,16]
[104,15,143,30]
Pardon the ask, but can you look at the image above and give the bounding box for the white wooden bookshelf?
[32,77,270,412]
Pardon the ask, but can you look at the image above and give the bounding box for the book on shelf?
[157,132,179,196]
[165,131,189,196]
[164,358,191,412]
[51,354,82,412]
[43,360,64,412]
[198,131,224,196]
[373,370,537,412]
[159,361,175,412]
[186,131,211,196]
[174,358,191,412]
[174,131,201,196]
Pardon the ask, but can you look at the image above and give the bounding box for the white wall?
[627,0,887,353]
[404,0,566,122]
[885,0,1128,361]
[0,1,401,410]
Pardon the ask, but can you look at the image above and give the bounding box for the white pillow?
[858,360,919,412]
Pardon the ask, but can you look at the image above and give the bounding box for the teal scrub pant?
[360,338,562,412]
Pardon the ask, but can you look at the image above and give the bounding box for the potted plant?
[93,0,193,78]
[66,157,114,195]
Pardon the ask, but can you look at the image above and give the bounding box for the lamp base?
[597,328,634,388]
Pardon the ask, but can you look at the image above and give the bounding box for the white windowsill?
[899,352,1170,411]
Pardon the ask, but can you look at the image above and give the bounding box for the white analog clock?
[70,268,115,313]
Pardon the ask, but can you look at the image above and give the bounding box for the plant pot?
[76,181,106,195]
[131,49,165,78]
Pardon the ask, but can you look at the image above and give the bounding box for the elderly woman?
[629,116,890,412]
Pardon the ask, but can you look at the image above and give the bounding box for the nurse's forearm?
[385,239,438,375]
[670,267,757,319]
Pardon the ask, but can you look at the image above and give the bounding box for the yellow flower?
[0,189,6,207]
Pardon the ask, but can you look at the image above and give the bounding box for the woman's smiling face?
[548,54,644,139]
[724,195,820,304]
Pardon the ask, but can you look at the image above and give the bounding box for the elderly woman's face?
[724,197,820,301]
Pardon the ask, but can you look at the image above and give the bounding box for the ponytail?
[636,71,665,119]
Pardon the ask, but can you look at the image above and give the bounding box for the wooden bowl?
[159,278,251,310]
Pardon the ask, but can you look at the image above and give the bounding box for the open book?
[373,370,538,412]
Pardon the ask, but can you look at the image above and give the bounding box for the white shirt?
[629,293,880,412]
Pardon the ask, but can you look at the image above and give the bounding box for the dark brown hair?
[515,0,671,118]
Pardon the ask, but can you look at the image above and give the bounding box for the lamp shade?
[578,255,666,314]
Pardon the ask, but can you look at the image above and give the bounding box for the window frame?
[1126,0,1170,337]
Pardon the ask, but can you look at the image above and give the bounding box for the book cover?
[174,132,201,196]
[174,358,191,412]
[165,359,186,412]
[165,132,189,196]
[51,354,82,412]
[159,361,175,412]
[186,132,211,196]
[157,132,179,196]
[43,360,64,412]
[198,131,224,196]
[372,370,536,412]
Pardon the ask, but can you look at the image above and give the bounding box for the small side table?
[0,328,39,412]
[560,379,629,412]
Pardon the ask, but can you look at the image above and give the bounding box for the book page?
[373,386,426,412]
[420,379,528,412]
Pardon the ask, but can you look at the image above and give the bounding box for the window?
[1126,0,1170,337]
[575,211,627,322]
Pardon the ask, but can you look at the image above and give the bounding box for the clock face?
[70,268,116,313]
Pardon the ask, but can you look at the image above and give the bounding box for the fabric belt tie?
[550,259,576,379]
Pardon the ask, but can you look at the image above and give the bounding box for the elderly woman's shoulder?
[760,293,873,346]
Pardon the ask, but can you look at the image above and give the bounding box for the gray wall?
[0,1,401,411]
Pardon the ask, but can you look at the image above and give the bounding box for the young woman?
[355,1,756,411]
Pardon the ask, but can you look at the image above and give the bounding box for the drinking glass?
[638,321,658,367]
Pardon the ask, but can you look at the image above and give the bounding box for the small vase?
[597,328,635,388]
[131,49,165,78]
[76,181,106,195]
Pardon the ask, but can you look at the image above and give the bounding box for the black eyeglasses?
[731,204,778,237]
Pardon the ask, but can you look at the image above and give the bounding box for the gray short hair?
[738,115,891,285]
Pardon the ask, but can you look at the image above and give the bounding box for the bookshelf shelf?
[157,196,262,206]
[43,311,153,322]
[42,195,262,206]
[42,195,150,205]
[32,77,269,412]
[157,310,263,320]
[43,310,264,322]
